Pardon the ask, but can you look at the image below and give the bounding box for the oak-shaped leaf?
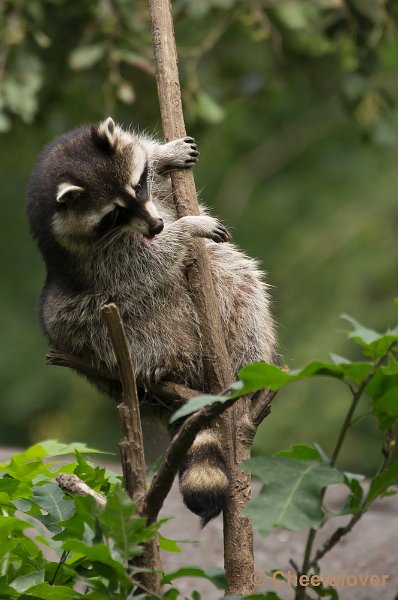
[242,456,344,537]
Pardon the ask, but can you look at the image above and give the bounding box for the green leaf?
[23,583,83,599]
[158,534,181,553]
[313,443,330,464]
[99,486,158,560]
[373,388,398,416]
[0,515,30,537]
[330,353,351,365]
[341,476,363,514]
[69,45,105,70]
[32,482,75,532]
[364,461,398,507]
[61,540,132,586]
[162,566,227,590]
[342,314,383,344]
[40,440,111,457]
[170,353,375,426]
[170,394,228,424]
[53,495,96,542]
[1,444,47,468]
[232,362,293,394]
[367,367,398,428]
[0,576,17,596]
[341,314,398,358]
[5,458,44,482]
[275,444,321,462]
[243,457,344,537]
[10,570,44,593]
[73,452,109,492]
[233,360,350,396]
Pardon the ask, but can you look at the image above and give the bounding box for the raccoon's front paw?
[183,215,232,243]
[161,137,200,168]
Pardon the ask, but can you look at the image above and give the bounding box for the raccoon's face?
[49,117,164,251]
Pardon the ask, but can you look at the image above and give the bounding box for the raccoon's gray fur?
[27,117,276,526]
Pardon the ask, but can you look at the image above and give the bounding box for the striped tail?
[178,429,230,527]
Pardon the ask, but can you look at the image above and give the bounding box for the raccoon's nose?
[150,218,164,235]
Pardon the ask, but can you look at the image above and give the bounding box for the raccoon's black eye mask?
[95,205,132,237]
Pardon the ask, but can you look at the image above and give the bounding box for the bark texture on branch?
[149,0,254,594]
[149,0,233,391]
[100,303,161,595]
[46,349,199,411]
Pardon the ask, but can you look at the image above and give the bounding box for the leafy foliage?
[242,455,344,537]
[0,442,161,598]
[1,311,398,598]
[0,442,235,598]
[174,309,398,597]
[178,309,398,545]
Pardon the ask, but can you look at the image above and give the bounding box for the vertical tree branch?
[101,303,161,595]
[148,1,254,594]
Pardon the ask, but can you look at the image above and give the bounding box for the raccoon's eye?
[134,183,142,192]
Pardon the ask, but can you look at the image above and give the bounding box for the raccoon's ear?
[93,117,117,151]
[56,183,85,203]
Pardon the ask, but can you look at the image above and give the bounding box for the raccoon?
[27,117,276,525]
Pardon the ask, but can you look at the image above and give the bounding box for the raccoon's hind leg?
[178,428,230,527]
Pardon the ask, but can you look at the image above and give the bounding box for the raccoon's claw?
[209,223,232,243]
[160,137,200,169]
[142,365,169,388]
[178,215,232,244]
[183,137,200,166]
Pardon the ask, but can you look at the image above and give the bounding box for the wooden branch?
[100,303,161,595]
[149,1,254,594]
[56,473,107,510]
[46,349,199,410]
[251,388,277,430]
[101,304,146,508]
[46,349,118,381]
[149,0,233,391]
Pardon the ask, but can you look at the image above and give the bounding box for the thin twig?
[56,473,107,509]
[307,424,398,570]
[49,550,69,586]
[101,303,147,509]
[296,343,397,599]
[100,303,162,595]
[46,349,118,381]
[46,349,199,410]
[330,348,394,467]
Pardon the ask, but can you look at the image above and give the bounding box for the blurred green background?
[1,0,398,473]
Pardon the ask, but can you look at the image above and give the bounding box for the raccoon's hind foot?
[179,429,230,527]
